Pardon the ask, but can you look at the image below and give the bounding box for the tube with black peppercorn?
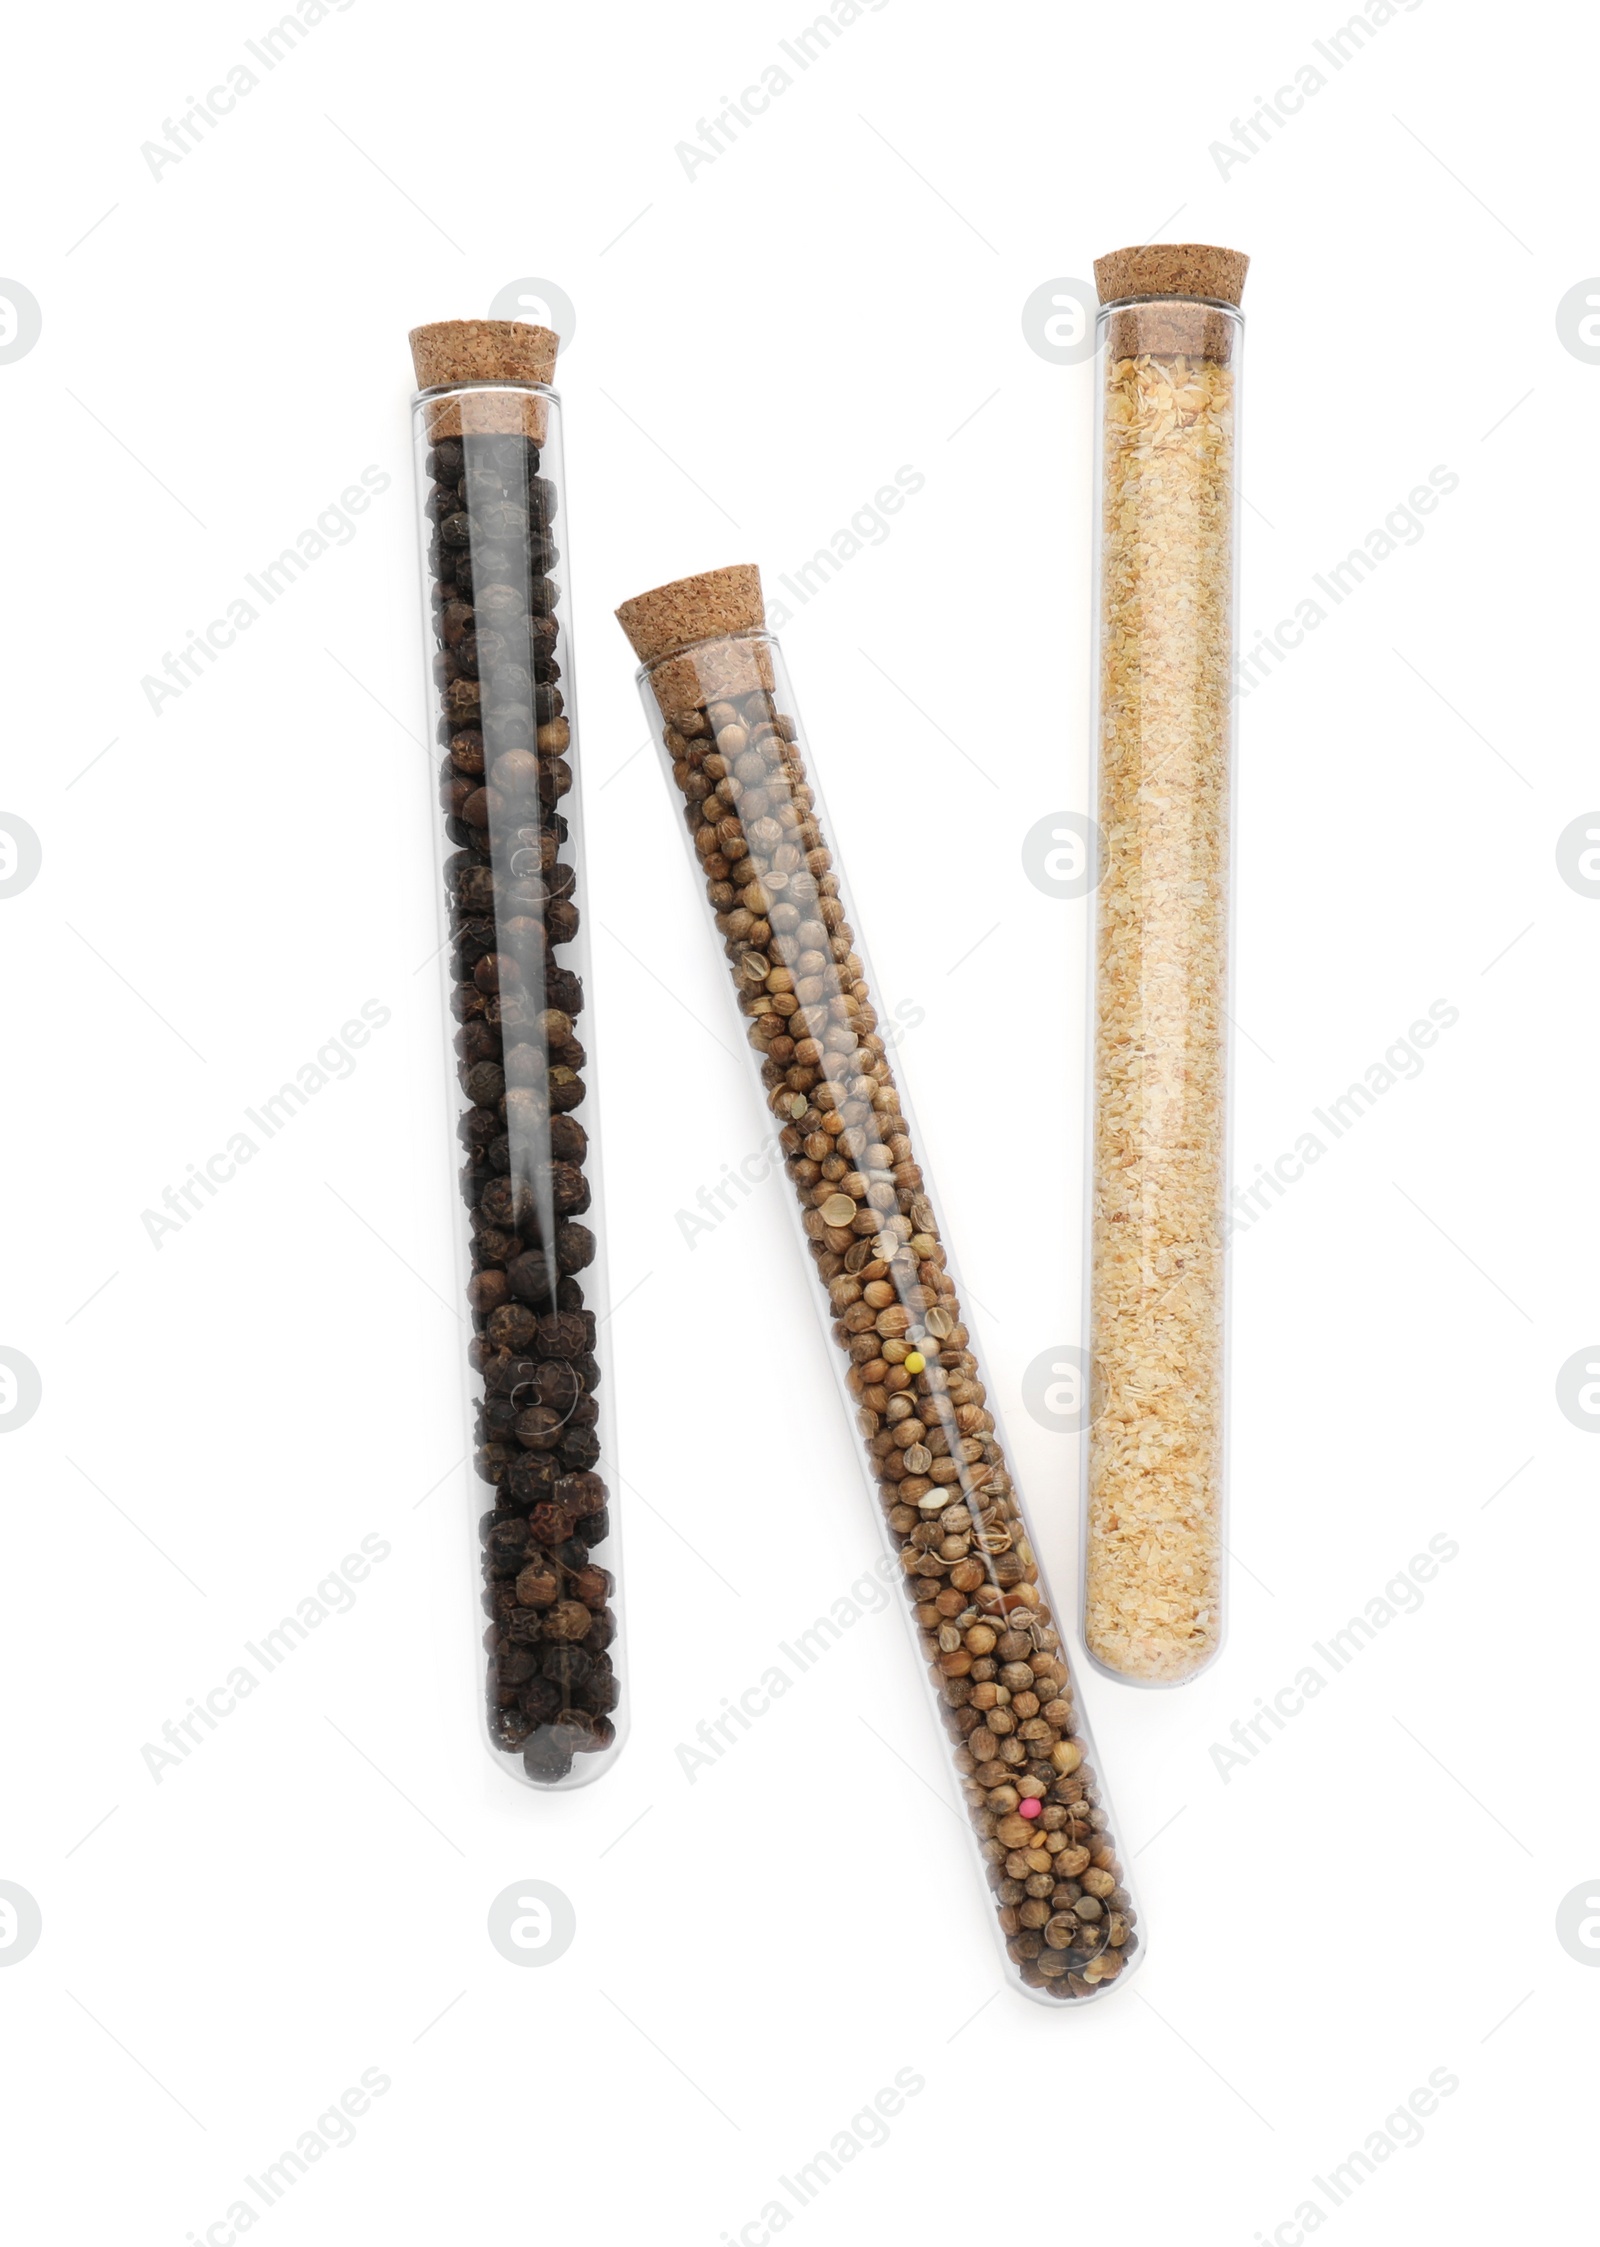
[410,319,624,1788]
[616,565,1139,1998]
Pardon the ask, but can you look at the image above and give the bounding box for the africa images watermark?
[675,1553,897,1782]
[141,1001,392,1249]
[142,1534,392,1783]
[675,1127,792,1252]
[674,995,924,1251]
[1209,1532,1459,1783]
[1234,465,1458,700]
[1257,2066,1459,2244]
[762,466,927,632]
[1226,999,1458,1240]
[723,2066,926,2244]
[141,0,358,183]
[1208,0,1426,183]
[140,466,392,717]
[187,2065,392,2245]
[674,0,892,183]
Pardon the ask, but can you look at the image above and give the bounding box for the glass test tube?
[618,566,1141,2000]
[1083,245,1247,1685]
[410,319,624,1786]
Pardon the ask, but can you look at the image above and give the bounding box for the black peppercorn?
[539,1641,592,1694]
[518,1677,562,1723]
[534,1311,587,1361]
[490,1705,535,1750]
[528,1501,578,1547]
[461,1060,505,1105]
[515,1405,565,1452]
[514,1558,560,1607]
[458,1109,500,1157]
[522,1733,573,1782]
[484,1515,531,1568]
[573,1564,613,1609]
[486,1303,538,1352]
[545,972,584,1022]
[529,1359,581,1414]
[555,1470,605,1516]
[505,1251,556,1307]
[555,1221,594,1275]
[505,1452,559,1505]
[579,1668,621,1715]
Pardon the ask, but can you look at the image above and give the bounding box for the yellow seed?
[904,1351,925,1374]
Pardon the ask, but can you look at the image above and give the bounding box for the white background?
[2,1,1596,2240]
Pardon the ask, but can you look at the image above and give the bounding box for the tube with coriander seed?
[618,566,1140,2000]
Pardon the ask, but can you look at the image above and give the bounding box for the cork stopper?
[616,565,773,715]
[408,319,558,445]
[1095,243,1248,365]
[1093,245,1248,308]
[409,320,559,389]
[615,565,766,662]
